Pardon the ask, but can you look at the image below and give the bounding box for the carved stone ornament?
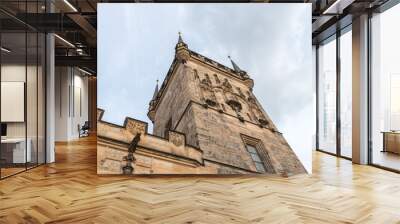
[213,74,220,84]
[126,119,146,135]
[169,131,184,147]
[201,78,211,86]
[258,118,269,127]
[248,96,257,105]
[201,74,212,86]
[222,78,232,90]
[193,69,199,79]
[200,75,218,107]
[227,99,242,112]
[206,99,217,107]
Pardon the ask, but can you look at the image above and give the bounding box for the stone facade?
[97,109,249,174]
[97,35,306,176]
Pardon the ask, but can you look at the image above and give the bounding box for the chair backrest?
[82,121,90,129]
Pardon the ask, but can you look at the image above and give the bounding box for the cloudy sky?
[98,3,313,172]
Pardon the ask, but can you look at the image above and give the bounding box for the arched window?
[193,69,199,79]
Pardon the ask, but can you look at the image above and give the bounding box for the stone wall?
[186,59,278,131]
[190,103,305,176]
[154,57,305,175]
[174,105,199,148]
[98,109,207,174]
[97,108,259,175]
[153,64,200,138]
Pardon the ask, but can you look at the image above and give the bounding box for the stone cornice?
[98,136,203,167]
[173,100,283,135]
[188,50,245,80]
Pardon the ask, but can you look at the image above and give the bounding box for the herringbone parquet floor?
[1,135,400,224]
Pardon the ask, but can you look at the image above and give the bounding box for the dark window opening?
[245,144,266,173]
[213,74,220,84]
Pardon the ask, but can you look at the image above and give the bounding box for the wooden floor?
[373,150,400,171]
[1,136,400,224]
[0,167,26,178]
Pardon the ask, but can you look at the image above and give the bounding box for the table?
[1,138,32,163]
[382,131,400,154]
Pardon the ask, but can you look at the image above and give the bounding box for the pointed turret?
[148,79,159,122]
[151,79,159,101]
[178,32,184,44]
[175,32,189,63]
[228,56,250,79]
[176,32,188,49]
[228,55,242,73]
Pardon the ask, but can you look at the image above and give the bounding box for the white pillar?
[352,14,369,164]
[46,32,55,163]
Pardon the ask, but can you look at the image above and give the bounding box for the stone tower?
[147,34,305,175]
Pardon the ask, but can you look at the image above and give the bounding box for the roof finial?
[176,31,188,51]
[178,31,183,43]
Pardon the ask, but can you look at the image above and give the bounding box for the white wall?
[1,65,26,139]
[55,67,89,141]
[1,65,43,138]
[1,63,46,164]
[72,73,89,138]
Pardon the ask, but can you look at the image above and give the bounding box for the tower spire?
[228,56,249,79]
[175,31,189,63]
[178,31,183,43]
[228,55,242,73]
[152,79,159,100]
[176,31,187,48]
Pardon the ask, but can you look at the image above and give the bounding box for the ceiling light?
[323,0,355,15]
[63,0,78,12]
[78,67,93,76]
[54,34,75,48]
[76,48,85,55]
[1,47,11,53]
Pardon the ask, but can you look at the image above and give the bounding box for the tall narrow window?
[236,87,244,97]
[339,27,352,158]
[371,4,400,171]
[245,144,266,172]
[193,69,199,79]
[241,134,275,173]
[213,74,220,84]
[317,36,337,155]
